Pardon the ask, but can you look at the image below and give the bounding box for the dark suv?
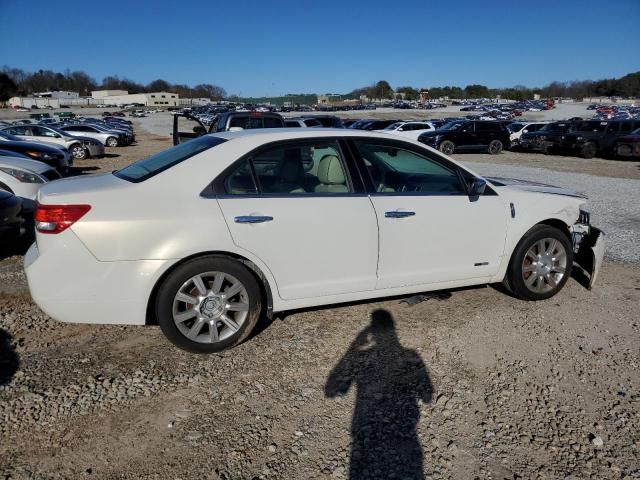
[173,111,285,145]
[418,120,510,155]
[557,119,640,158]
[519,121,578,153]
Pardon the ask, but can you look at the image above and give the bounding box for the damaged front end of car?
[570,209,606,289]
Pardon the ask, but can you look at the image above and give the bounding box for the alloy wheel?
[172,271,249,344]
[521,238,567,293]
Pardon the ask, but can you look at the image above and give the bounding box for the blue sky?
[0,0,638,96]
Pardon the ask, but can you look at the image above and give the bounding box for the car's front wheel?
[439,140,455,155]
[505,225,573,300]
[106,136,119,147]
[581,142,598,159]
[155,256,262,353]
[70,143,87,159]
[488,140,503,154]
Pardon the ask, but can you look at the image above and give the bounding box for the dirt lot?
[1,122,639,479]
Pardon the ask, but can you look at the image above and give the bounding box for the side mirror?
[469,177,486,197]
[522,129,528,133]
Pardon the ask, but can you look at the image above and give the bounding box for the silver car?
[1,125,104,160]
[58,124,124,147]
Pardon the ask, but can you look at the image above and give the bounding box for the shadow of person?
[0,328,19,386]
[325,309,432,480]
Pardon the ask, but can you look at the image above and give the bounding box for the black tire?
[504,225,573,301]
[488,140,503,155]
[155,256,262,353]
[439,140,455,155]
[70,143,87,160]
[581,142,597,159]
[106,136,119,147]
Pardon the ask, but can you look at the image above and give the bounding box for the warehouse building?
[91,90,179,106]
[34,91,80,99]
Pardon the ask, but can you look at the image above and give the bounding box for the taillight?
[35,204,91,234]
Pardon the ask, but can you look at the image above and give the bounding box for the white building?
[91,90,129,99]
[91,90,179,106]
[34,91,79,99]
[8,97,61,108]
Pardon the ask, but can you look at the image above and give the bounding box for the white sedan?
[376,121,436,140]
[25,129,605,353]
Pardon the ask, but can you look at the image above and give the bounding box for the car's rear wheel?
[106,136,119,147]
[70,143,87,159]
[439,140,455,155]
[581,142,597,159]
[155,256,262,353]
[505,225,573,300]
[488,140,503,154]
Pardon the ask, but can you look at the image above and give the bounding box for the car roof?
[210,128,404,141]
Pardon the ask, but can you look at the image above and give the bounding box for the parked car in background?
[418,120,510,155]
[25,129,604,353]
[377,121,436,140]
[173,111,285,145]
[507,122,547,147]
[58,124,126,147]
[0,156,60,207]
[558,119,640,158]
[350,119,400,131]
[0,131,71,173]
[0,191,25,246]
[519,121,577,153]
[1,124,104,160]
[306,115,345,128]
[285,118,323,128]
[614,127,640,159]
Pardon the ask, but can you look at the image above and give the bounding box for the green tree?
[0,73,18,101]
[396,86,420,100]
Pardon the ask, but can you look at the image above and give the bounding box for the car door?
[454,122,477,147]
[350,138,509,289]
[215,138,379,301]
[30,126,67,148]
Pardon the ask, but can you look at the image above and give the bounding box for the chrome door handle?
[234,215,273,224]
[385,211,416,218]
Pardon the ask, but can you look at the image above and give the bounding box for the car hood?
[0,139,65,153]
[0,156,52,174]
[486,176,586,199]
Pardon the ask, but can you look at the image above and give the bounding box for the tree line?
[0,66,226,102]
[1,66,639,104]
[350,72,640,101]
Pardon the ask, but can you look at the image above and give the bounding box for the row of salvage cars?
[0,117,135,248]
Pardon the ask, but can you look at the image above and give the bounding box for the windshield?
[507,123,525,133]
[0,131,20,141]
[438,121,464,131]
[384,122,404,130]
[114,136,226,182]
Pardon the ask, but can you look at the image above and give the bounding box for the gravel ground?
[1,119,639,479]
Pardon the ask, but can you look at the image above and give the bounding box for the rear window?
[114,136,226,182]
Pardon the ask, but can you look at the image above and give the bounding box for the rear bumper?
[24,232,174,325]
[86,144,105,157]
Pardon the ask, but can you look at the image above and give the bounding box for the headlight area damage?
[570,210,605,289]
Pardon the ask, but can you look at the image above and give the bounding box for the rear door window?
[115,136,226,182]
